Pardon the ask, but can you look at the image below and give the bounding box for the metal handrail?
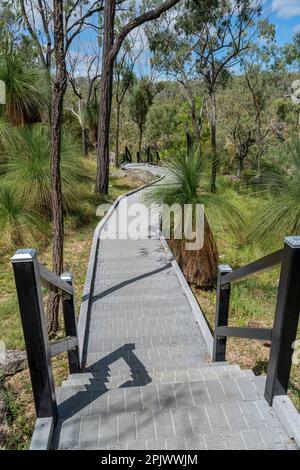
[221,249,283,285]
[11,249,81,433]
[213,236,300,406]
[39,263,74,295]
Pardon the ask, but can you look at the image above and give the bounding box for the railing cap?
[60,272,73,282]
[284,236,300,248]
[218,264,232,274]
[11,249,37,263]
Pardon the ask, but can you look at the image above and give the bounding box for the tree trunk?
[236,155,243,178]
[256,115,263,175]
[191,99,201,158]
[47,0,67,334]
[168,215,219,287]
[115,101,120,167]
[138,125,143,157]
[96,0,116,194]
[209,89,217,193]
[82,127,89,157]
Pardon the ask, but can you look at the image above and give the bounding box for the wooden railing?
[213,236,300,405]
[11,249,80,425]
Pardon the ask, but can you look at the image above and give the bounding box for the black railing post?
[11,249,58,422]
[213,264,232,362]
[60,273,81,373]
[264,236,300,405]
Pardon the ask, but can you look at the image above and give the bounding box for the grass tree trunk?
[96,0,116,194]
[168,215,219,287]
[82,127,89,157]
[115,101,120,167]
[210,89,217,193]
[47,0,67,334]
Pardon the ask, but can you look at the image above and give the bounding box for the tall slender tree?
[18,0,105,333]
[96,0,182,195]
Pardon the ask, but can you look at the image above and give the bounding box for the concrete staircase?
[54,362,297,450]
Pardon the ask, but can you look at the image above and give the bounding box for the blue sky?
[264,0,300,45]
[72,0,300,77]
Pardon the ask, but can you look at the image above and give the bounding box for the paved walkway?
[54,165,298,450]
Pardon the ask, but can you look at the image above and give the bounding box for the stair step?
[83,334,205,352]
[55,403,295,450]
[71,361,229,380]
[57,375,262,417]
[63,364,244,388]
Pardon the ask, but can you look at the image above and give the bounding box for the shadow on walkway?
[90,263,172,302]
[56,344,151,423]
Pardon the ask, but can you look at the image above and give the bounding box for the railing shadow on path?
[57,344,152,424]
[88,263,173,303]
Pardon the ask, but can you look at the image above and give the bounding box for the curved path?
[53,164,298,450]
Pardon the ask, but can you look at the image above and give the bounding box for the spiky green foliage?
[1,124,82,215]
[0,54,50,125]
[146,153,243,232]
[248,140,300,247]
[0,184,48,246]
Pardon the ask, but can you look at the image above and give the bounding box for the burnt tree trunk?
[96,0,116,194]
[47,0,67,334]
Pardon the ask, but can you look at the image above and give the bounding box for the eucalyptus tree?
[178,0,262,192]
[18,0,105,332]
[146,0,262,191]
[113,32,144,165]
[95,0,182,195]
[67,49,101,156]
[129,77,160,156]
[241,21,285,174]
[145,2,205,159]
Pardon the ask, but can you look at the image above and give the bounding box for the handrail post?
[11,249,58,422]
[213,265,232,362]
[60,273,81,373]
[265,236,300,405]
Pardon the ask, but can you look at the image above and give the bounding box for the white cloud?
[271,0,300,19]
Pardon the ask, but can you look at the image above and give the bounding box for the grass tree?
[248,140,300,247]
[0,184,47,246]
[0,54,50,125]
[146,153,242,287]
[1,124,82,216]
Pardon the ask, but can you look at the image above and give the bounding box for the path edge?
[77,171,164,366]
